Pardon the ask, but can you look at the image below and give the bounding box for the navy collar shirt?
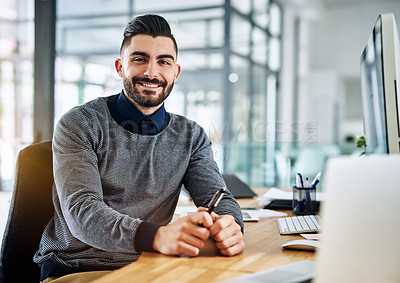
[112,91,170,135]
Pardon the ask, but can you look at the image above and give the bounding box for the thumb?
[197,207,208,213]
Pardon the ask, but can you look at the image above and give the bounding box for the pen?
[303,176,313,211]
[310,172,321,188]
[311,179,319,188]
[207,187,226,214]
[296,173,304,188]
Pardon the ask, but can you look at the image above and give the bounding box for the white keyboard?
[278,215,321,234]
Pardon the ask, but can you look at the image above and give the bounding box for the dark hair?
[120,14,178,56]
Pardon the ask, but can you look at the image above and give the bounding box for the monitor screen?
[360,13,400,154]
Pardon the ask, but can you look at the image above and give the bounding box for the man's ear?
[174,63,182,82]
[115,58,123,78]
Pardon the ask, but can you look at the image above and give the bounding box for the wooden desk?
[92,189,315,282]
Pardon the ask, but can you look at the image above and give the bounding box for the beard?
[123,75,174,108]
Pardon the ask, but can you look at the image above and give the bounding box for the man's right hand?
[152,211,213,256]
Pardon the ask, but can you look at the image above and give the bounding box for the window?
[0,0,34,190]
[0,0,283,190]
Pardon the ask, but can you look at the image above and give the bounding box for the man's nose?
[143,61,159,79]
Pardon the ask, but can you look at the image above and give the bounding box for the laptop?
[314,154,400,282]
[222,174,257,199]
[223,154,400,282]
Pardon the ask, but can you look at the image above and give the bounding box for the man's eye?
[159,60,171,65]
[133,58,145,62]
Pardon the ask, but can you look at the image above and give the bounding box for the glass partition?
[231,13,251,56]
[53,0,283,188]
[0,0,283,190]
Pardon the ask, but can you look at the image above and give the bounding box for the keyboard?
[278,215,321,234]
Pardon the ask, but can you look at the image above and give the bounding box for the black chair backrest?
[0,141,54,283]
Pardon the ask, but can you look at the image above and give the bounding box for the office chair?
[0,141,54,283]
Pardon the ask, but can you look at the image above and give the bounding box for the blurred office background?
[0,0,400,192]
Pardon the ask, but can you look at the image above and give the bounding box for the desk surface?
[91,189,315,283]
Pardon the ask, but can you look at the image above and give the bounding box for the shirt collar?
[116,90,166,132]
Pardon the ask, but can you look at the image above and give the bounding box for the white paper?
[258,187,325,207]
[173,205,197,217]
[256,208,287,217]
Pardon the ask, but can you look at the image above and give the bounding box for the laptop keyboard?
[278,215,321,234]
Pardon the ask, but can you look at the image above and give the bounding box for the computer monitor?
[360,13,400,154]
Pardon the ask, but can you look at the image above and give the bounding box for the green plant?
[356,135,366,155]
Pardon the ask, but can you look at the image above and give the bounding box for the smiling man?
[33,14,244,283]
[116,34,180,113]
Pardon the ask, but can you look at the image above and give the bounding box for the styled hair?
[120,14,178,56]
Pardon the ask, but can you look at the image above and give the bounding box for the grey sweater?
[33,96,243,272]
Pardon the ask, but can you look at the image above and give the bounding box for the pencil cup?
[292,186,316,215]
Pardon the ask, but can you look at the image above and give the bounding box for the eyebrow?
[129,51,175,61]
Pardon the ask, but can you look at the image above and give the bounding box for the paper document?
[173,206,197,217]
[254,209,287,217]
[173,206,287,220]
[301,233,320,240]
[259,187,325,207]
[242,208,287,221]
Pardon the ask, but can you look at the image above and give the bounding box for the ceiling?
[280,0,398,8]
[321,0,398,8]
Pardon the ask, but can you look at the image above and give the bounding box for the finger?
[175,241,201,257]
[219,240,245,256]
[215,232,243,250]
[179,231,207,249]
[179,216,210,241]
[196,208,218,225]
[210,211,219,221]
[190,211,213,228]
[209,215,238,239]
[183,221,211,241]
[197,207,208,213]
[212,223,238,242]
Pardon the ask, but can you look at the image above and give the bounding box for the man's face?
[115,34,181,109]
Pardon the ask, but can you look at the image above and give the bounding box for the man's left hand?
[198,207,245,256]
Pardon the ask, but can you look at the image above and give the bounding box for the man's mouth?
[137,81,162,89]
[132,77,168,93]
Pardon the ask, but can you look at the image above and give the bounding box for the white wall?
[309,1,400,78]
[279,0,400,146]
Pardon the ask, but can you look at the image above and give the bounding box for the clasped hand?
[153,207,244,257]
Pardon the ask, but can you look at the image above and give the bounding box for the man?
[34,14,244,282]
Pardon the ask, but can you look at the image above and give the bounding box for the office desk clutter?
[258,187,325,210]
[174,206,287,222]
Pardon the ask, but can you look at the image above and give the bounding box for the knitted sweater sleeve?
[52,106,153,253]
[183,125,244,232]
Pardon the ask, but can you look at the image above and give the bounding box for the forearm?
[55,179,140,252]
[183,140,244,232]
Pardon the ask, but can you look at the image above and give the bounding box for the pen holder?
[292,186,317,215]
